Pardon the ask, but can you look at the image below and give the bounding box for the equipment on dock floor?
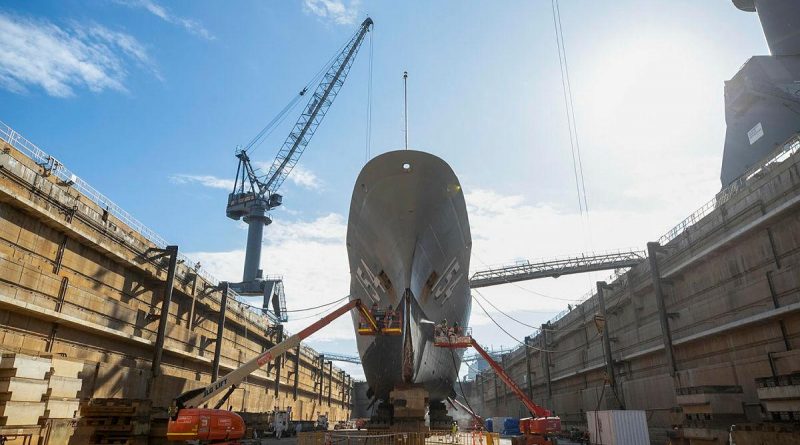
[166,299,394,444]
[226,17,373,310]
[434,327,561,445]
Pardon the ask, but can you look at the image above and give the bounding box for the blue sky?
[0,0,768,378]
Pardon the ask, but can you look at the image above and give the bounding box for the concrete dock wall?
[467,137,800,443]
[0,138,351,421]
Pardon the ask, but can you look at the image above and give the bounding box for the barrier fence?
[298,431,499,445]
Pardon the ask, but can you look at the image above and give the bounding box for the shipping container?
[586,410,650,445]
[502,418,520,436]
[489,417,511,434]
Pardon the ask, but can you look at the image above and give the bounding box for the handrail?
[0,121,275,326]
[658,134,800,245]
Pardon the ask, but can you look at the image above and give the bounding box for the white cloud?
[252,161,323,191]
[169,174,235,190]
[188,213,352,344]
[0,12,156,97]
[116,0,215,40]
[288,165,323,190]
[302,0,360,25]
[187,182,701,368]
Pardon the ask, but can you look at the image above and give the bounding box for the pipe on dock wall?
[151,245,179,379]
[647,242,677,376]
[596,282,616,389]
[212,282,229,381]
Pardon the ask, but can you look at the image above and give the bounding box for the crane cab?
[433,325,473,348]
[357,306,402,335]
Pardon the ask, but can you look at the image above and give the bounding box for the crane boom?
[263,17,373,194]
[227,18,373,297]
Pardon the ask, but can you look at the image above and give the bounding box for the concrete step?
[44,398,79,419]
[0,354,51,380]
[0,401,46,426]
[46,375,82,399]
[49,356,83,379]
[0,377,48,402]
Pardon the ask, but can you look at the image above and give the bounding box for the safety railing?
[0,121,275,325]
[658,134,800,245]
[298,431,499,445]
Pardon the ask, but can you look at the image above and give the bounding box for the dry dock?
[465,136,800,443]
[0,125,352,443]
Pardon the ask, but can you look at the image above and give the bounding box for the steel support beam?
[647,242,677,375]
[211,281,229,381]
[542,323,552,398]
[293,345,301,400]
[318,354,325,403]
[151,245,178,378]
[187,271,199,331]
[327,360,333,406]
[501,354,508,408]
[273,324,283,397]
[493,371,499,409]
[596,281,616,388]
[524,335,534,401]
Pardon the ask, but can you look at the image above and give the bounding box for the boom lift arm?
[167,299,394,443]
[435,328,561,442]
[470,340,552,419]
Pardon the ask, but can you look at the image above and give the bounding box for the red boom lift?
[166,299,399,444]
[434,327,561,445]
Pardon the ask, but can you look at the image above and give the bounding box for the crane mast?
[226,18,373,309]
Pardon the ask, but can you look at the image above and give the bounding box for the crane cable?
[472,293,596,354]
[244,35,352,156]
[364,25,374,163]
[237,294,349,314]
[551,0,590,222]
[472,290,569,333]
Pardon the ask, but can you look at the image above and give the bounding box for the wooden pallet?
[75,399,152,445]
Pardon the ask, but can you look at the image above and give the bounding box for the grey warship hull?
[347,150,472,402]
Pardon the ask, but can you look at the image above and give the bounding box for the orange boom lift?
[434,327,561,445]
[166,299,399,444]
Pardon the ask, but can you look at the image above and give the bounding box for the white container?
[586,410,650,445]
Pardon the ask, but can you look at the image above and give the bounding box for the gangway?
[469,250,645,288]
[320,352,361,364]
[434,327,561,445]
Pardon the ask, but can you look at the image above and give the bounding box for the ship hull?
[347,150,472,402]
